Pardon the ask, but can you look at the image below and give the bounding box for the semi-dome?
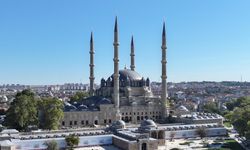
[140,119,157,128]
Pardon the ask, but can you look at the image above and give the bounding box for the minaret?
[113,17,121,120]
[89,32,95,96]
[130,36,135,71]
[161,22,168,118]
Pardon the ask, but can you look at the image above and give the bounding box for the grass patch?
[221,139,244,150]
[214,139,224,143]
[179,141,193,145]
[207,148,230,150]
[223,121,232,128]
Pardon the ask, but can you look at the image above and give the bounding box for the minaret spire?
[113,16,121,120]
[161,22,168,118]
[130,36,135,71]
[89,32,95,96]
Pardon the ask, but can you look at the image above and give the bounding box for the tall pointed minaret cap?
[130,35,135,71]
[90,31,94,50]
[90,31,93,43]
[131,35,134,46]
[162,21,166,45]
[114,16,118,32]
[162,22,166,36]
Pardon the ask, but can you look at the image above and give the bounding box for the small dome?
[177,105,189,112]
[88,104,98,111]
[140,119,157,128]
[64,101,71,106]
[131,101,137,105]
[78,104,88,111]
[111,120,126,129]
[113,120,126,126]
[98,98,112,105]
[64,105,77,112]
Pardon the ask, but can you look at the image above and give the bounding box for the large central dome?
[99,69,150,89]
[118,69,142,81]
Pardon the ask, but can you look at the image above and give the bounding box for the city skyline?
[1,0,250,85]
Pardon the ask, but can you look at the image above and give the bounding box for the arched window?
[94,120,98,125]
[158,131,165,139]
[141,143,147,150]
[151,131,157,138]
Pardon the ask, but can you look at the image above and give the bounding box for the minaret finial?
[89,32,95,96]
[130,35,135,71]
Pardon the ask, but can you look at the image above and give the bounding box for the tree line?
[224,97,250,139]
[201,96,250,140]
[4,89,64,131]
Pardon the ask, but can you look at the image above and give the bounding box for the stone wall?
[112,136,130,150]
[164,127,227,139]
[62,104,162,127]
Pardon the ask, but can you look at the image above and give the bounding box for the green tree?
[65,134,79,150]
[225,97,250,111]
[245,121,250,140]
[44,140,59,150]
[203,101,221,114]
[4,89,38,131]
[70,91,89,102]
[224,111,233,121]
[196,127,207,139]
[39,97,64,130]
[225,97,250,138]
[231,106,250,136]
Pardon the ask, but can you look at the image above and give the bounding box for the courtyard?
[158,137,244,150]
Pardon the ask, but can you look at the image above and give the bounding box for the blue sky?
[0,0,250,85]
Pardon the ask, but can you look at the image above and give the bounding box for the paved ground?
[158,137,237,150]
[159,138,207,150]
[75,145,121,150]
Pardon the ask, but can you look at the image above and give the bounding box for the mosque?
[61,18,224,130]
[0,18,226,150]
[62,17,169,127]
